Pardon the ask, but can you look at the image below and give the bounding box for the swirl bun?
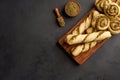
[108,20,120,34]
[104,3,120,19]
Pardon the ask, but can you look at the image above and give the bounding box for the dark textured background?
[0,0,120,80]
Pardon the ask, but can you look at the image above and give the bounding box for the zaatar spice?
[65,0,81,17]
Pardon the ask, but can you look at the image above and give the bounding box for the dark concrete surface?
[0,0,120,80]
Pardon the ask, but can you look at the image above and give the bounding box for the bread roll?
[108,20,120,34]
[66,31,112,45]
[71,42,97,56]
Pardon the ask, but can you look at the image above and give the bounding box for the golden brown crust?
[66,31,112,45]
[95,0,111,12]
[116,0,120,6]
[86,27,94,34]
[91,10,100,28]
[104,2,120,19]
[108,20,120,34]
[91,10,110,30]
[71,42,97,56]
[72,12,92,35]
[96,14,110,30]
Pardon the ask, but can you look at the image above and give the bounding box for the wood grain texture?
[58,0,117,64]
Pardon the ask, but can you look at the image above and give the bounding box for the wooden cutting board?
[58,0,117,64]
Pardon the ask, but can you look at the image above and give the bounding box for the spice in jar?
[65,0,81,17]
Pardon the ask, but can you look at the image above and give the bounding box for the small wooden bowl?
[65,0,81,17]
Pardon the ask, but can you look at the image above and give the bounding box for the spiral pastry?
[104,3,120,19]
[66,31,111,45]
[71,42,97,56]
[95,0,111,12]
[91,10,110,30]
[96,14,110,30]
[108,20,120,34]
